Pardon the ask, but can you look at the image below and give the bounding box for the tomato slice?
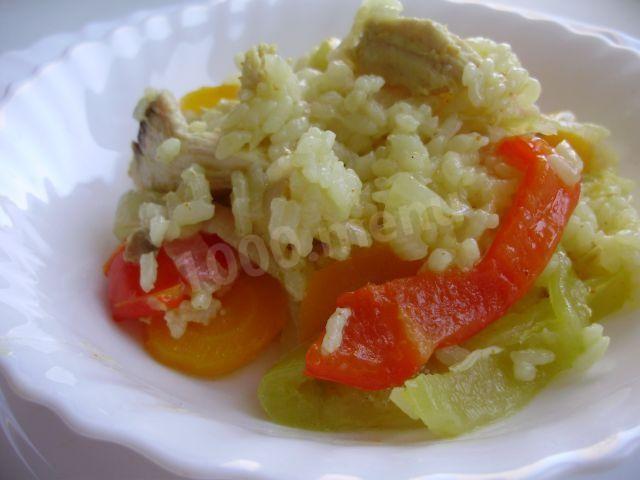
[305,136,581,390]
[144,273,289,378]
[106,247,186,321]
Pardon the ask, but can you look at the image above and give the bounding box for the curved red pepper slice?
[305,136,581,390]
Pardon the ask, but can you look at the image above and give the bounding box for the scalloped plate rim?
[1,1,640,479]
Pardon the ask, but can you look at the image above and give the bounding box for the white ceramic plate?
[1,1,640,478]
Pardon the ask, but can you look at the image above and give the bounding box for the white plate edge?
[1,1,640,479]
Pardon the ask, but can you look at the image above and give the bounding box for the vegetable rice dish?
[104,0,640,436]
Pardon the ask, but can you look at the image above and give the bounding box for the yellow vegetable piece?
[180,84,239,114]
[145,273,289,378]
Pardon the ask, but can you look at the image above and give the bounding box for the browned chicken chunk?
[130,91,249,193]
[353,16,478,94]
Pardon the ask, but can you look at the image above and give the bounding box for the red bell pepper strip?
[305,136,581,390]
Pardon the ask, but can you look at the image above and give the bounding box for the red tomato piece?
[106,247,186,321]
[105,233,234,322]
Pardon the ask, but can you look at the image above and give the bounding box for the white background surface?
[1,1,639,479]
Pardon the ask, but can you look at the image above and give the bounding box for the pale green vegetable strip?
[587,270,634,321]
[258,347,416,430]
[546,251,591,364]
[391,354,537,436]
[463,298,551,351]
[390,251,610,436]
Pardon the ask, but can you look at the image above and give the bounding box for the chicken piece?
[353,17,478,94]
[130,91,249,193]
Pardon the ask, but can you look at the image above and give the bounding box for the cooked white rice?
[117,0,640,307]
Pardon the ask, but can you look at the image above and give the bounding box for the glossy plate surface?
[1,1,640,478]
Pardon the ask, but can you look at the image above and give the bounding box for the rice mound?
[119,0,640,304]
